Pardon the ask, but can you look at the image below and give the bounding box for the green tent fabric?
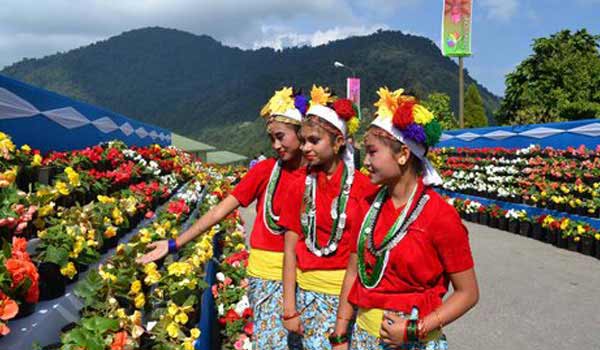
[206,151,247,165]
[171,133,216,152]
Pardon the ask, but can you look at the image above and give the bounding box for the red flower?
[224,250,249,265]
[392,101,415,130]
[219,309,241,325]
[111,331,129,350]
[333,99,355,121]
[243,322,254,336]
[242,307,253,318]
[5,258,39,303]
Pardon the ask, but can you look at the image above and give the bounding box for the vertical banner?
[441,0,473,57]
[347,78,360,110]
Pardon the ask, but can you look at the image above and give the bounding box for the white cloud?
[479,0,518,20]
[253,24,387,50]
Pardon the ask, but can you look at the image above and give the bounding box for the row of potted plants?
[447,197,600,260]
[432,144,600,218]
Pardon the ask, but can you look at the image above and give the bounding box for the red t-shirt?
[231,158,305,252]
[348,179,474,318]
[278,163,379,271]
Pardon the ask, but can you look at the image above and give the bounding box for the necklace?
[262,160,285,234]
[357,184,429,288]
[300,163,354,257]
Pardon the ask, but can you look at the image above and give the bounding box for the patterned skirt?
[248,277,294,350]
[350,308,448,350]
[296,287,340,350]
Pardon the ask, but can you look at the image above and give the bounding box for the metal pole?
[459,57,464,128]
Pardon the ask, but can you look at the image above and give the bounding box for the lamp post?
[333,61,356,78]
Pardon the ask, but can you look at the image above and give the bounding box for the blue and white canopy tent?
[0,74,170,153]
[438,119,600,149]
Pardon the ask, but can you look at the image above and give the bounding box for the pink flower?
[224,277,233,286]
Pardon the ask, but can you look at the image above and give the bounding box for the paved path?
[239,204,600,349]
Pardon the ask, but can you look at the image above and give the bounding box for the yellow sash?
[357,308,442,341]
[296,269,346,295]
[247,249,283,281]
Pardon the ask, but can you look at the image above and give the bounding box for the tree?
[422,92,458,130]
[497,29,600,125]
[464,84,488,128]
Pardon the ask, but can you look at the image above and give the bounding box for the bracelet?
[328,333,348,346]
[168,239,178,254]
[282,311,300,321]
[406,319,419,342]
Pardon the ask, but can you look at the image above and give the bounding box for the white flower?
[218,304,225,316]
[216,272,225,282]
[234,295,250,316]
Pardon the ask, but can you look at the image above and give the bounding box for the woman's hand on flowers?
[136,240,169,264]
[380,312,407,346]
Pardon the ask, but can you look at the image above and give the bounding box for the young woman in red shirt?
[278,85,378,350]
[331,88,479,350]
[137,87,308,349]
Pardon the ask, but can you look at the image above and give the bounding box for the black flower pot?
[508,220,520,233]
[595,240,600,260]
[140,332,157,350]
[557,203,566,212]
[567,237,581,252]
[546,229,558,245]
[532,224,546,241]
[469,212,480,223]
[479,213,490,226]
[15,302,36,319]
[581,236,596,257]
[557,234,568,249]
[38,262,67,301]
[460,212,467,220]
[489,217,499,228]
[577,207,588,216]
[498,217,509,231]
[519,222,532,236]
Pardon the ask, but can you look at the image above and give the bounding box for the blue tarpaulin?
[0,74,170,153]
[438,119,600,149]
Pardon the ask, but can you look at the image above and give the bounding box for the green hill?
[2,27,500,157]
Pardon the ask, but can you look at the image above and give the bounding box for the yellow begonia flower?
[190,328,201,339]
[560,219,570,230]
[168,303,179,316]
[577,225,586,235]
[21,144,31,152]
[55,181,70,196]
[31,154,42,167]
[98,195,116,204]
[116,308,127,319]
[167,262,193,277]
[65,167,80,187]
[60,262,78,279]
[175,312,188,325]
[134,293,145,309]
[112,208,124,225]
[595,233,600,240]
[183,340,194,350]
[130,280,142,295]
[104,226,117,238]
[413,104,434,125]
[39,203,55,217]
[166,322,179,338]
[0,168,18,188]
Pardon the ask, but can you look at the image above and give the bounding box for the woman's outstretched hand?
[136,240,169,264]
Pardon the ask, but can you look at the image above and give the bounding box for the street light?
[333,61,356,77]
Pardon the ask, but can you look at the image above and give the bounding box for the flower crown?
[260,87,308,121]
[373,87,442,147]
[308,85,361,136]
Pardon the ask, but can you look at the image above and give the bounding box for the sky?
[0,0,599,96]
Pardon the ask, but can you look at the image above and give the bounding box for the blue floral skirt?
[248,277,296,350]
[296,287,340,350]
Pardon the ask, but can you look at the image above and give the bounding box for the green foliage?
[422,92,458,130]
[2,27,500,156]
[464,84,488,128]
[497,29,600,125]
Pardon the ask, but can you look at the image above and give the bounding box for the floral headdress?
[371,87,443,185]
[260,87,307,125]
[307,85,360,136]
